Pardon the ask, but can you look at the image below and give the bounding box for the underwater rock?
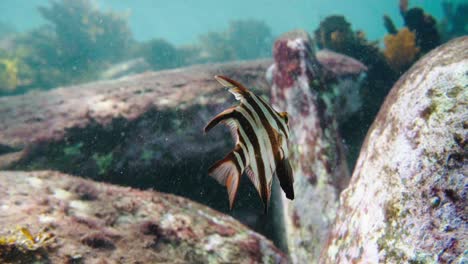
[0,170,287,263]
[321,36,467,263]
[0,60,269,149]
[99,58,151,80]
[315,49,367,78]
[0,60,274,228]
[269,30,352,263]
[0,53,367,245]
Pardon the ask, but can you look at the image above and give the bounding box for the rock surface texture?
[269,30,366,263]
[0,60,272,217]
[0,170,286,263]
[0,53,366,223]
[321,37,467,263]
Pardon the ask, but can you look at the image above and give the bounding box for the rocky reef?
[0,170,286,263]
[321,37,467,263]
[267,30,366,263]
[314,15,398,167]
[0,51,366,241]
[1,15,465,262]
[0,60,272,222]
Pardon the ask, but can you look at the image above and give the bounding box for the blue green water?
[1,0,447,44]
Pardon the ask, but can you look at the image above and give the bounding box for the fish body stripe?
[237,127,260,189]
[206,75,295,211]
[242,94,282,179]
[255,95,289,138]
[236,141,248,168]
[229,152,242,174]
[230,110,268,203]
[233,150,244,171]
[235,107,264,178]
[238,102,275,184]
[253,94,291,160]
[234,114,258,187]
[236,124,255,165]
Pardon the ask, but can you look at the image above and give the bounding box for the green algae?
[92,153,113,175]
[63,142,83,157]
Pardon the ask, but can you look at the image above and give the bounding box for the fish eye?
[280,112,289,124]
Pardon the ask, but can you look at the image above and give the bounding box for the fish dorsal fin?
[204,107,239,144]
[214,75,250,101]
[224,119,239,144]
[204,107,236,133]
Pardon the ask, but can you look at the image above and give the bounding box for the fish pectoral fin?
[275,158,294,200]
[204,107,236,133]
[208,153,242,210]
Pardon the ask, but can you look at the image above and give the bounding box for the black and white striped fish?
[205,75,294,213]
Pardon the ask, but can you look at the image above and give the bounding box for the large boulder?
[0,170,286,263]
[268,30,366,263]
[321,36,467,263]
[0,52,367,236]
[0,60,272,219]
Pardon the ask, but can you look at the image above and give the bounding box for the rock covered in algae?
[0,53,367,224]
[0,60,273,218]
[321,36,467,263]
[269,30,359,263]
[0,170,287,263]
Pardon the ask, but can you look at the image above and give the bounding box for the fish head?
[276,132,290,160]
[278,111,290,140]
[279,112,289,126]
[275,111,291,159]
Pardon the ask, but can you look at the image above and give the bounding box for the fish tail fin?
[214,75,250,100]
[208,153,242,210]
[204,107,236,133]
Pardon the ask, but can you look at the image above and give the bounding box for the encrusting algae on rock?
[0,170,287,263]
[0,226,55,262]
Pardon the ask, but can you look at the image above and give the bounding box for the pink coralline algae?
[272,31,321,92]
[0,170,288,263]
[321,36,467,264]
[269,30,354,263]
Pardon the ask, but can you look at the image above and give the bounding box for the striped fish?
[205,75,294,213]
